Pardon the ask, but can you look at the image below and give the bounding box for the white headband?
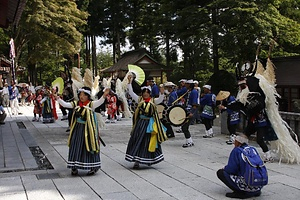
[235,135,249,144]
[78,88,91,95]
[141,86,152,92]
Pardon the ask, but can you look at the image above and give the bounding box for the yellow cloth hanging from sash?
[149,120,159,152]
[132,98,167,153]
[68,101,99,153]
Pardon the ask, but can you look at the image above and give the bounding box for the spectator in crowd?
[2,83,10,107]
[26,90,35,106]
[19,86,28,106]
[0,105,7,124]
[105,89,118,123]
[32,89,43,122]
[29,82,36,94]
[9,83,22,115]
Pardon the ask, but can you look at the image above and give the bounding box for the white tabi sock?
[265,150,272,159]
[208,128,213,136]
[186,137,193,144]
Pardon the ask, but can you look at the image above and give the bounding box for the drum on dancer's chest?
[165,105,188,127]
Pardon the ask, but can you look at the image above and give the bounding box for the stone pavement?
[0,104,300,200]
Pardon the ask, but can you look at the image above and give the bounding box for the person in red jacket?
[105,90,118,123]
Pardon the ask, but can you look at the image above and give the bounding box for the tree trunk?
[27,63,35,85]
[112,34,117,64]
[212,7,219,73]
[34,64,38,85]
[165,31,171,80]
[91,35,97,75]
[85,36,91,68]
[116,31,121,62]
[27,44,37,85]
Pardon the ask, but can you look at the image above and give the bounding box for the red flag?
[9,38,15,59]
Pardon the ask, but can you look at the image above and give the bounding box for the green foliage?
[0,29,10,57]
[96,50,113,70]
[207,70,237,96]
[22,0,87,54]
[195,69,214,86]
[90,0,128,60]
[11,0,88,83]
[2,0,300,86]
[36,59,62,83]
[209,0,300,64]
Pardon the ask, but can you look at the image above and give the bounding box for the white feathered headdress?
[116,78,132,118]
[83,68,93,90]
[253,58,300,164]
[71,67,105,128]
[71,67,84,100]
[263,58,276,85]
[92,75,100,98]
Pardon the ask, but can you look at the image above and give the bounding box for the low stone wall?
[220,111,300,140]
[279,111,300,139]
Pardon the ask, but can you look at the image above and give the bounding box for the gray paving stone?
[19,129,38,147]
[0,154,4,167]
[22,175,64,200]
[0,105,299,200]
[53,178,102,200]
[0,176,24,195]
[100,191,139,200]
[0,192,27,200]
[23,158,38,169]
[82,172,127,194]
[163,186,213,200]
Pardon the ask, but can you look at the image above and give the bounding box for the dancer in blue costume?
[217,91,240,144]
[201,85,216,138]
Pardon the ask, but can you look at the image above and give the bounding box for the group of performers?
[124,59,300,171]
[157,79,217,147]
[32,82,58,123]
[39,57,300,180]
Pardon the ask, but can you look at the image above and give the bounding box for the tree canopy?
[1,0,300,85]
[5,0,87,83]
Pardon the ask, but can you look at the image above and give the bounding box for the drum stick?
[172,91,189,105]
[178,117,189,121]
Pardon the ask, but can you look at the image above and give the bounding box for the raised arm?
[127,74,139,102]
[57,98,73,109]
[40,97,47,104]
[154,86,165,104]
[127,83,139,102]
[92,87,110,110]
[92,96,105,110]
